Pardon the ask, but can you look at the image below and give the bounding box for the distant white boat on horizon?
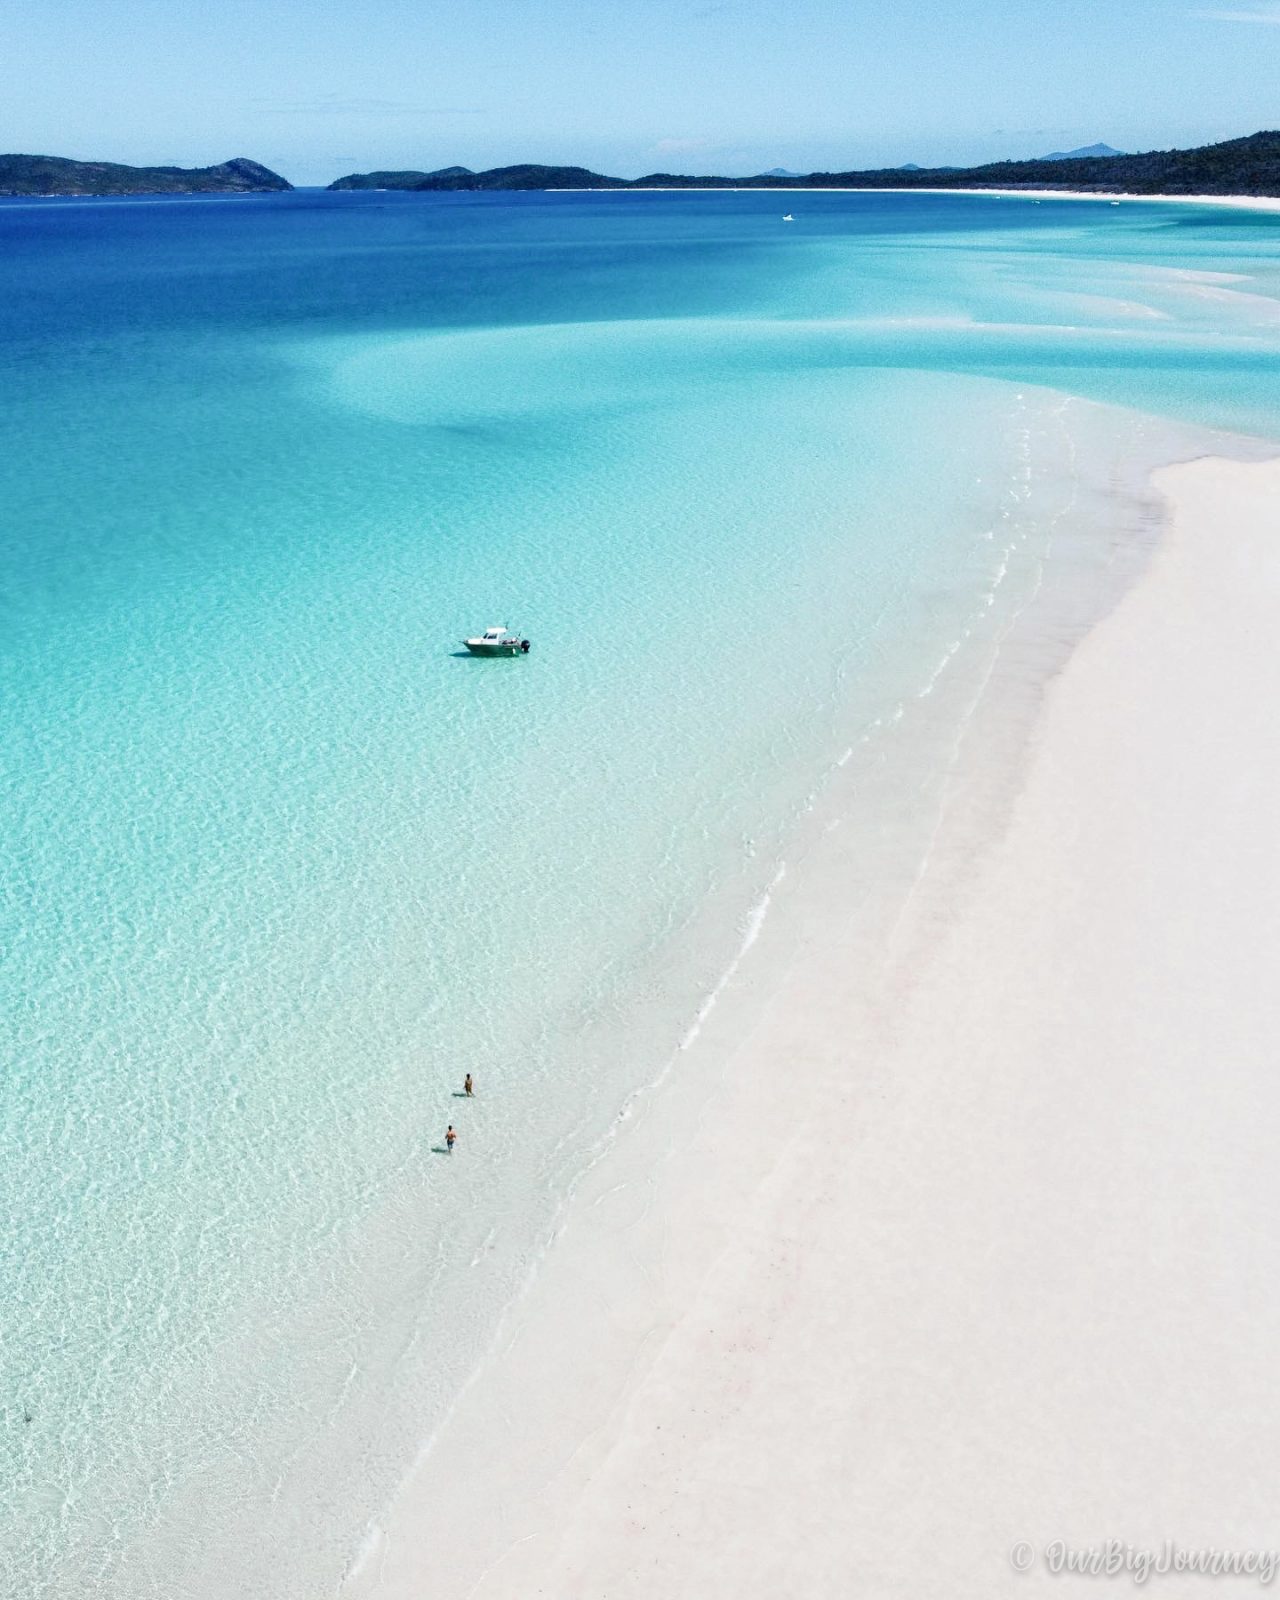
[782,213,795,221]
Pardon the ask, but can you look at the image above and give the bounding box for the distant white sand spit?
[344,452,1280,1599]
[942,188,1280,211]
[619,186,1280,212]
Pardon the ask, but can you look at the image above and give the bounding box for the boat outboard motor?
[520,639,531,653]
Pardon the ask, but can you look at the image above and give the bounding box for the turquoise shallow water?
[4,189,1280,1597]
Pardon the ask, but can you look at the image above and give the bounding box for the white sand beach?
[936,189,1280,212]
[624,187,1280,212]
[346,453,1280,1598]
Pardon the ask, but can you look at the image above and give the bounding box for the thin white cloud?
[652,137,717,155]
[254,96,483,116]
[1192,3,1280,20]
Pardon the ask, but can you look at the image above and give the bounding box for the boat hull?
[464,641,526,656]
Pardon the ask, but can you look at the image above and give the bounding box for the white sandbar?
[347,454,1280,1598]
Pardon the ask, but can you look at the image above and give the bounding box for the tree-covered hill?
[415,164,630,191]
[329,166,472,190]
[0,155,291,197]
[865,130,1280,195]
[330,131,1280,197]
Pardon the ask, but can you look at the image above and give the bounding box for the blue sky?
[6,0,1279,183]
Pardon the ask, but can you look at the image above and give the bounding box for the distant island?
[0,155,291,197]
[1041,142,1125,161]
[329,166,472,190]
[328,131,1280,198]
[329,163,627,192]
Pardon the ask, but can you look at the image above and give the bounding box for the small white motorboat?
[463,626,530,657]
[783,213,795,221]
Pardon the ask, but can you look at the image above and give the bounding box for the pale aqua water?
[4,190,1280,1598]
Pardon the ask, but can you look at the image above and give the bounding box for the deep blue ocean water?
[3,188,1280,1598]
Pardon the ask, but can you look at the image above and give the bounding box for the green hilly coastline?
[329,166,473,190]
[0,155,291,196]
[329,131,1280,197]
[330,163,627,191]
